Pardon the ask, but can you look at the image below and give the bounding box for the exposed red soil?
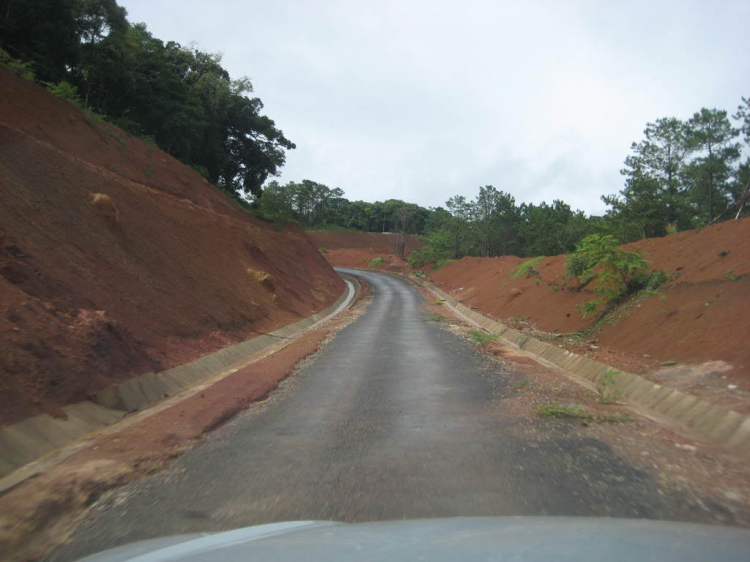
[0,290,370,562]
[307,230,421,252]
[307,231,420,271]
[314,218,750,405]
[420,219,750,409]
[0,68,344,427]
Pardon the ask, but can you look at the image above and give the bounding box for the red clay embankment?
[307,230,421,271]
[428,219,750,384]
[0,68,344,427]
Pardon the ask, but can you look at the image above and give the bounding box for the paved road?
[47,270,703,561]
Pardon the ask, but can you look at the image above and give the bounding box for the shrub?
[575,300,601,318]
[566,234,669,317]
[318,247,328,254]
[369,257,386,268]
[0,48,35,81]
[564,252,596,287]
[46,81,83,108]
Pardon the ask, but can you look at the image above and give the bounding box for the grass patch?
[511,380,529,389]
[368,257,386,268]
[469,329,498,350]
[318,247,328,254]
[597,370,624,404]
[510,256,544,279]
[537,403,631,423]
[430,314,446,322]
[723,269,740,281]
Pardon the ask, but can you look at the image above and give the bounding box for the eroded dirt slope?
[428,219,749,385]
[307,230,420,271]
[0,69,344,426]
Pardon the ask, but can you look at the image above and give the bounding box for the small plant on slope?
[510,256,544,279]
[597,370,625,404]
[469,330,498,350]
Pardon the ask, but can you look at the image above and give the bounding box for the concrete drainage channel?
[0,276,358,491]
[413,277,750,457]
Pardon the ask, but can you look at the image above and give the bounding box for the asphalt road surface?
[46,270,706,561]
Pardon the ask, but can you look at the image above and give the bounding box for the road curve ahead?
[46,269,703,561]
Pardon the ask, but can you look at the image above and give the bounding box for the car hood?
[79,516,750,562]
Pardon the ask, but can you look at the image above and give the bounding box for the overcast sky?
[119,0,749,214]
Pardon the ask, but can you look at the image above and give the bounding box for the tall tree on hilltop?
[730,98,750,219]
[684,108,741,223]
[603,117,693,238]
[473,186,518,257]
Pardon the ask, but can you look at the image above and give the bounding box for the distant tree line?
[410,101,749,265]
[0,0,294,197]
[257,180,432,235]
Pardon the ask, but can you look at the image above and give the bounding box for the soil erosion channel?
[46,270,718,560]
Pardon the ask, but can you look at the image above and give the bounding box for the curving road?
[46,270,706,560]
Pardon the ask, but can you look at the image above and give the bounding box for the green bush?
[318,247,328,254]
[46,81,83,108]
[369,257,385,268]
[566,234,668,317]
[564,252,596,287]
[0,48,35,81]
[408,243,450,269]
[575,300,601,318]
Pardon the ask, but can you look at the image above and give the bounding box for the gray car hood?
[79,516,750,562]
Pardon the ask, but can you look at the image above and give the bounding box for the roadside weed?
[597,370,624,404]
[469,330,498,350]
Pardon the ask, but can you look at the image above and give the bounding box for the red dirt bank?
[314,220,750,395]
[0,68,344,427]
[307,230,420,271]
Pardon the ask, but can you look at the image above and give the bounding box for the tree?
[603,117,693,238]
[445,195,474,258]
[685,108,741,223]
[517,201,593,256]
[472,186,518,257]
[730,97,750,219]
[0,0,81,83]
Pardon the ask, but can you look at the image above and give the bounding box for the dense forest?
[0,0,293,196]
[2,0,748,263]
